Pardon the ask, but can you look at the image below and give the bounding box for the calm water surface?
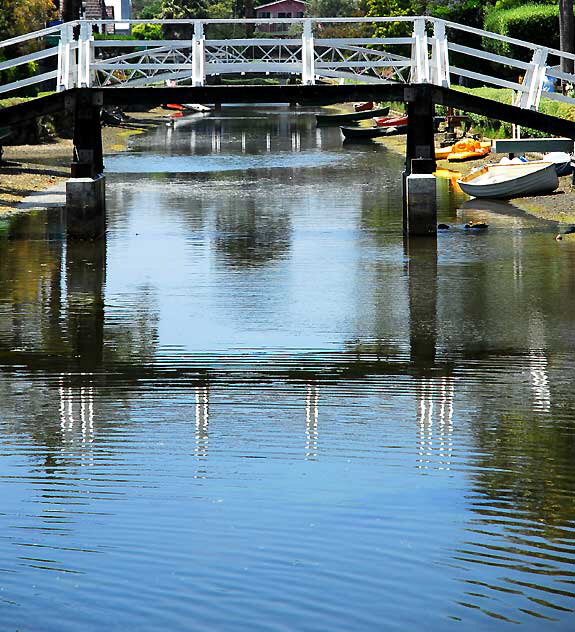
[1,106,575,631]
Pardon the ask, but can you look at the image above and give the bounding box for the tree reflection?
[215,197,291,267]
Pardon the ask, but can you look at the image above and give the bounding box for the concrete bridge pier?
[66,89,106,240]
[403,85,437,237]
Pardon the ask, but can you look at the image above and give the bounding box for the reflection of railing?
[2,17,575,112]
[59,376,95,466]
[417,376,455,470]
[305,384,319,460]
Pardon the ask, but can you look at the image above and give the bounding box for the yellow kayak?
[436,140,491,161]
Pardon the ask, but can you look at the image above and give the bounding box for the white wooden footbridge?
[3,16,575,239]
[2,16,575,111]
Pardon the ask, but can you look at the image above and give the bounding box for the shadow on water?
[1,108,575,629]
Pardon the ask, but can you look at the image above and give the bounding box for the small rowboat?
[340,125,391,140]
[340,124,408,140]
[457,161,559,199]
[316,106,390,126]
[164,103,212,113]
[381,124,408,136]
[374,115,408,127]
[354,101,374,112]
[543,151,573,176]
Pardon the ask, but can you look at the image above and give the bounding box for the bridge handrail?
[2,15,575,112]
[0,22,73,50]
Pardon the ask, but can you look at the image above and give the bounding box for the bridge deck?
[3,85,575,141]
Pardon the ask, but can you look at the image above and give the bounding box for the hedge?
[483,4,564,61]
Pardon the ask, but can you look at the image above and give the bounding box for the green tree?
[0,0,56,44]
[133,0,163,19]
[366,0,419,36]
[307,0,358,16]
[158,0,210,19]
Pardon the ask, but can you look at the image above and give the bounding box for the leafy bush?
[483,5,562,61]
[0,57,40,96]
[132,23,163,40]
[93,33,136,41]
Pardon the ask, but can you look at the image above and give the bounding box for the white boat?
[457,161,559,199]
[543,151,572,176]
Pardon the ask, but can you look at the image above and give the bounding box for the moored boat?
[163,103,212,113]
[435,139,491,162]
[340,125,391,140]
[316,106,390,125]
[381,124,408,136]
[457,161,559,199]
[543,151,573,176]
[354,101,374,112]
[374,115,408,127]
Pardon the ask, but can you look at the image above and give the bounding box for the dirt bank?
[0,109,166,213]
[3,105,575,229]
[381,133,575,227]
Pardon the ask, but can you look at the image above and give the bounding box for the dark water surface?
[1,106,575,631]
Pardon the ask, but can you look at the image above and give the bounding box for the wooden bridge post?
[403,84,437,236]
[67,88,106,239]
[71,89,103,178]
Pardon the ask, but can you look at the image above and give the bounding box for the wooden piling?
[67,89,106,239]
[404,85,437,236]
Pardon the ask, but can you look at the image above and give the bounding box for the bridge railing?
[1,17,575,113]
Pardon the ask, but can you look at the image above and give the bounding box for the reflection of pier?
[0,211,559,466]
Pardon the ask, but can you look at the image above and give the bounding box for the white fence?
[1,16,575,111]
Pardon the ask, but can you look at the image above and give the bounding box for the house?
[255,0,307,32]
[82,0,110,20]
[104,0,132,35]
[56,0,106,21]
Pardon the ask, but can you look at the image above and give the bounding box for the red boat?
[374,115,408,127]
[354,101,374,112]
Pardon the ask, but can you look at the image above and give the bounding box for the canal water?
[1,106,575,631]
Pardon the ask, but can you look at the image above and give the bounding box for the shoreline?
[0,109,166,214]
[3,106,575,228]
[381,134,575,227]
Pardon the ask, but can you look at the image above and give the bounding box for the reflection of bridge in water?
[0,210,558,471]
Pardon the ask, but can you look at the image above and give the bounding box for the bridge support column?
[71,89,104,178]
[405,172,437,236]
[66,174,106,240]
[404,85,437,236]
[67,89,106,239]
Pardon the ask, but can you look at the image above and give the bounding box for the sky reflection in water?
[0,106,574,631]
